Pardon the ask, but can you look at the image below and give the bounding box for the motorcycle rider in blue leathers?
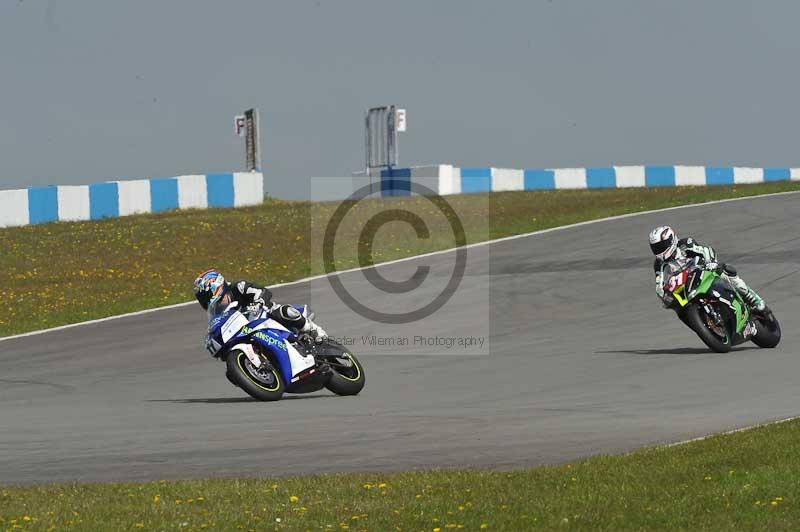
[193,269,328,342]
[648,225,766,312]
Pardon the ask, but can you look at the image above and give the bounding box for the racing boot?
[725,272,766,312]
[741,288,766,313]
[301,318,328,343]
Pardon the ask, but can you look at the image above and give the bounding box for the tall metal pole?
[244,108,259,172]
[255,107,262,172]
[365,111,371,192]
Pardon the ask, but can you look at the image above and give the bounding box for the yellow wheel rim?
[236,352,281,392]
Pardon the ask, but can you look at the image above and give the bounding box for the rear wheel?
[684,303,733,353]
[225,350,285,401]
[318,342,365,396]
[752,308,781,348]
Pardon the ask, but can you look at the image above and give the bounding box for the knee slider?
[279,305,301,321]
[275,305,306,328]
[722,263,737,276]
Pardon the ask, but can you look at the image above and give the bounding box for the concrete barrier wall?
[374,165,800,197]
[0,172,264,228]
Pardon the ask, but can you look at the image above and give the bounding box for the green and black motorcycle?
[659,257,781,353]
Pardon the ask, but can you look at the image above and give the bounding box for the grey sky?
[1,1,798,199]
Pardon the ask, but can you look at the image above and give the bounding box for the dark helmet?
[193,269,228,311]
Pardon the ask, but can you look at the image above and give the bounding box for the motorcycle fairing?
[669,268,714,306]
[708,278,749,334]
[220,312,250,343]
[209,308,316,384]
[248,327,315,384]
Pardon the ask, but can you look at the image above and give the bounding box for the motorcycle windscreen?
[214,310,249,343]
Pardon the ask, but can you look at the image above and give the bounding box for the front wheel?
[318,342,365,396]
[683,303,733,353]
[752,309,781,348]
[226,349,285,401]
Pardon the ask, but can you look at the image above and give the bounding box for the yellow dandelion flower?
[289,495,299,503]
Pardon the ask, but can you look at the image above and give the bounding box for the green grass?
[1,180,799,336]
[2,418,799,531]
[2,185,799,530]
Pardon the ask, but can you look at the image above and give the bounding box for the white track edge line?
[2,189,799,343]
[659,414,800,449]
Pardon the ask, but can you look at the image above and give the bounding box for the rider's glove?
[655,283,665,299]
[704,261,719,272]
[244,302,263,319]
[655,273,665,297]
[655,275,672,308]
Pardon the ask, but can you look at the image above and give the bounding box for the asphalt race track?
[1,193,799,485]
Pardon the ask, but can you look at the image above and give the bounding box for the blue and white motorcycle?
[206,303,365,401]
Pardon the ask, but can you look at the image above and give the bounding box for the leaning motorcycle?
[659,257,781,353]
[206,303,365,401]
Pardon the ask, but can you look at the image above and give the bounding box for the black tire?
[225,349,285,401]
[684,303,733,353]
[225,369,240,388]
[320,343,365,396]
[752,309,781,348]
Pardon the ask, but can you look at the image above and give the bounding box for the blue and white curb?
[371,165,800,197]
[0,172,263,228]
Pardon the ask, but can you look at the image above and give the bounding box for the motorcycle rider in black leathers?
[648,225,766,312]
[193,269,328,341]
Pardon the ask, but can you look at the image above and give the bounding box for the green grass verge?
[1,418,799,531]
[1,181,799,337]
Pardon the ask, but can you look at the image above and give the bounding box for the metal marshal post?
[235,108,262,172]
[364,106,406,192]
